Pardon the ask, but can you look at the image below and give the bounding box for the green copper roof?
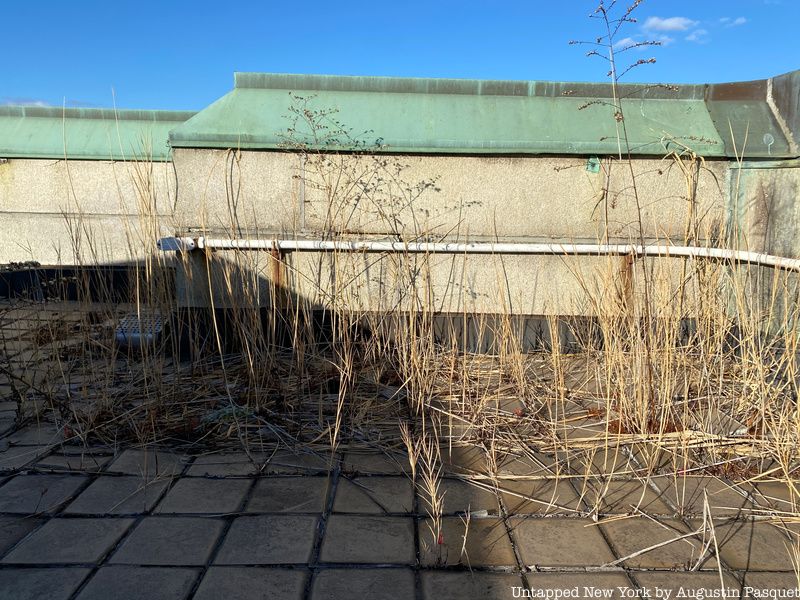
[0,106,194,161]
[169,71,800,158]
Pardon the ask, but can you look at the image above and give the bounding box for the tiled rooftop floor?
[0,422,799,599]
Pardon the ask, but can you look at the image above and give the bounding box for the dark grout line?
[1,561,766,573]
[601,445,753,588]
[2,507,544,519]
[411,450,422,600]
[544,443,640,590]
[184,471,259,600]
[401,400,426,600]
[0,467,99,562]
[65,453,196,600]
[0,563,205,570]
[0,561,588,573]
[2,436,794,596]
[0,514,51,563]
[302,457,341,600]
[494,466,532,593]
[0,447,61,482]
[181,472,338,479]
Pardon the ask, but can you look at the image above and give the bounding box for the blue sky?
[1,0,797,111]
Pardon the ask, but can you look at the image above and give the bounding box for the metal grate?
[115,312,164,349]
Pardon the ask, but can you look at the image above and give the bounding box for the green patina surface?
[2,71,797,160]
[0,106,194,161]
[168,71,799,158]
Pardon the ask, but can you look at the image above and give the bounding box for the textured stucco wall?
[171,149,729,242]
[728,162,800,325]
[8,149,796,317]
[734,164,800,256]
[0,158,175,264]
[171,149,731,314]
[175,242,707,319]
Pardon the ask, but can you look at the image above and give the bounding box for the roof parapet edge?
[233,71,705,100]
[0,106,195,122]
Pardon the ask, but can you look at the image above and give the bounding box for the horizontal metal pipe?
[157,236,800,272]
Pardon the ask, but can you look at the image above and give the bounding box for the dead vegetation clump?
[1,88,800,546]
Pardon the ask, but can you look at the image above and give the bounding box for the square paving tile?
[195,567,307,600]
[0,515,41,555]
[60,446,110,456]
[264,450,337,474]
[3,518,133,564]
[110,517,225,566]
[334,476,413,514]
[320,515,414,564]
[65,476,170,515]
[6,423,63,446]
[35,453,112,473]
[661,476,754,517]
[421,571,524,600]
[524,573,633,598]
[584,480,674,515]
[341,452,409,475]
[76,566,199,600]
[697,519,798,571]
[215,515,319,565]
[312,568,415,600]
[246,477,329,513]
[440,445,489,475]
[186,452,268,477]
[570,447,641,477]
[0,445,52,471]
[155,478,250,514]
[546,446,583,474]
[559,418,607,441]
[510,517,615,567]
[497,395,526,414]
[499,478,581,515]
[754,481,799,513]
[106,449,185,477]
[0,567,90,600]
[0,474,88,513]
[542,398,586,424]
[437,478,499,515]
[600,517,714,569]
[629,442,686,472]
[420,517,516,567]
[494,452,556,477]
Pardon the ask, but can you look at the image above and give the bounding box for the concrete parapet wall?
[178,249,704,316]
[172,149,728,242]
[0,158,175,264]
[2,150,797,319]
[171,148,729,314]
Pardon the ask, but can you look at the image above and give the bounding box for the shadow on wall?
[1,257,608,360]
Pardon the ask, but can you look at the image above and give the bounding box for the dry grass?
[1,100,799,548]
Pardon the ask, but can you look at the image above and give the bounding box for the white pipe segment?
[156,237,800,272]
